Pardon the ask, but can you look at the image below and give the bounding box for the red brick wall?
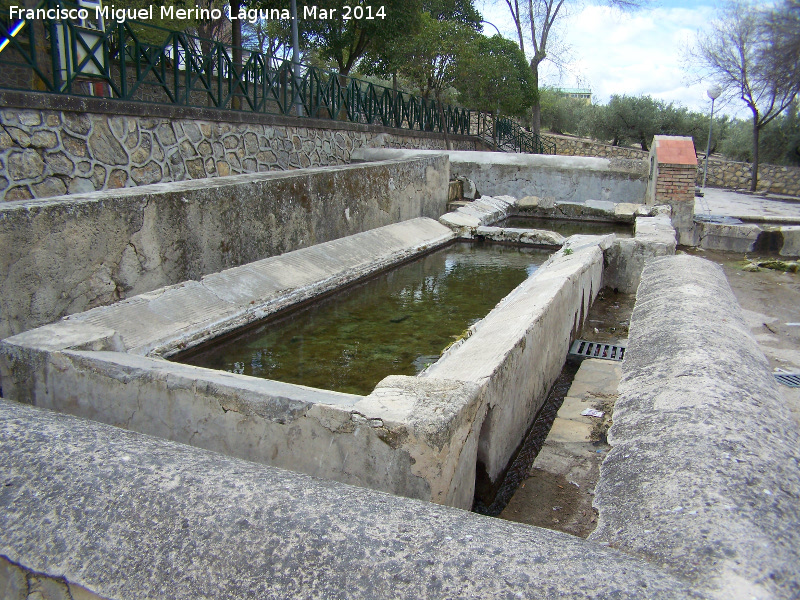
[654,164,696,205]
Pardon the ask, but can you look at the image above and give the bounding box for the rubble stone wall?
[0,91,477,201]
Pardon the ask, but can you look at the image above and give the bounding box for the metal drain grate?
[774,373,800,388]
[569,340,626,361]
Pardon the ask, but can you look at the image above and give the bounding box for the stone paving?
[697,188,800,221]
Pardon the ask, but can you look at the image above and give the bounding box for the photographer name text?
[8,4,386,25]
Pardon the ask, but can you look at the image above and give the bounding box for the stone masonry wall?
[0,91,477,201]
[543,132,800,197]
[700,156,800,197]
[541,133,649,160]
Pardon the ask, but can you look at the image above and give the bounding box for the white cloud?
[477,0,751,117]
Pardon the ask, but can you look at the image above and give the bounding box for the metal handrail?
[0,0,548,152]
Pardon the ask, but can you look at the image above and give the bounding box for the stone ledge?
[0,399,707,600]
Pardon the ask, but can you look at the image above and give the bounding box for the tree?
[501,0,647,135]
[380,14,473,101]
[693,1,800,190]
[539,87,591,135]
[425,0,483,28]
[304,0,423,76]
[361,0,480,97]
[762,0,800,84]
[456,34,536,119]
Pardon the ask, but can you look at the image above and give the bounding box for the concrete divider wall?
[0,155,449,339]
[591,255,800,599]
[0,400,706,600]
[423,236,607,498]
[352,148,649,204]
[604,207,677,293]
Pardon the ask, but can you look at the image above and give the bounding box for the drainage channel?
[480,288,636,536]
[474,359,580,517]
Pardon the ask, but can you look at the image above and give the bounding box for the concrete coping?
[591,255,800,599]
[0,156,438,211]
[351,148,650,177]
[0,399,707,600]
[62,217,455,357]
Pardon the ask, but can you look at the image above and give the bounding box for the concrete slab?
[547,417,593,443]
[698,188,800,221]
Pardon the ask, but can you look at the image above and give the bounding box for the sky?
[476,0,756,118]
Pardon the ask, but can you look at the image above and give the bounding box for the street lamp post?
[702,85,722,188]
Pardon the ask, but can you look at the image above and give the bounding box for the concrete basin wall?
[591,255,800,599]
[436,194,677,297]
[0,216,618,510]
[695,220,800,256]
[1,219,480,505]
[0,155,449,339]
[0,399,705,600]
[352,148,649,204]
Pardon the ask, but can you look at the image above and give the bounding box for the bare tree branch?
[500,0,646,134]
[692,0,800,190]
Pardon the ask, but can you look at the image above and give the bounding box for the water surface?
[179,242,549,394]
[495,217,633,238]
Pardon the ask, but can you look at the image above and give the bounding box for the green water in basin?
[495,216,633,238]
[178,242,549,395]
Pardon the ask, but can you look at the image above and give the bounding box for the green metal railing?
[494,117,556,155]
[0,0,555,153]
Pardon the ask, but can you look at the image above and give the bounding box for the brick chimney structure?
[646,136,697,245]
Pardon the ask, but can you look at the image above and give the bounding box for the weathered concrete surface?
[694,220,763,252]
[352,148,649,204]
[0,155,449,338]
[604,207,677,293]
[423,236,607,494]
[694,220,800,257]
[0,399,709,600]
[475,226,565,247]
[2,219,488,507]
[438,194,641,247]
[518,198,649,222]
[591,255,800,600]
[549,358,620,446]
[438,194,515,237]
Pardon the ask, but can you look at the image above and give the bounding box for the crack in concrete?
[0,554,103,600]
